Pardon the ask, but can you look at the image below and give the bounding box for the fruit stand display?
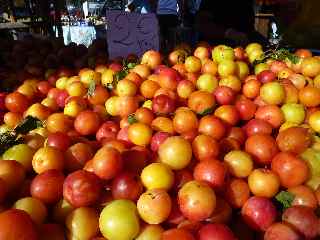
[0,40,320,240]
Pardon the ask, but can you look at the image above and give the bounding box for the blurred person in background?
[126,0,152,14]
[273,0,320,49]
[195,0,267,46]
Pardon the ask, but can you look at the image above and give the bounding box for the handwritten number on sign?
[112,13,134,46]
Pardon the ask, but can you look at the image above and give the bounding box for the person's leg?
[157,14,179,51]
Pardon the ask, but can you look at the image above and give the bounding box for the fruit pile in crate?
[0,41,320,240]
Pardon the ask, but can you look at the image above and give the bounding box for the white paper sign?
[106,10,160,59]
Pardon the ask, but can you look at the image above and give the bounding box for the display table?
[62,25,97,47]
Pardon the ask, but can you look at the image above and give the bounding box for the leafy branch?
[107,59,139,90]
[0,116,43,155]
[253,48,300,66]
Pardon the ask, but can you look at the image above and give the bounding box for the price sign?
[106,10,160,59]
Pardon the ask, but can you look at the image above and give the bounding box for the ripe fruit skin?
[193,159,227,188]
[271,152,309,188]
[248,169,280,198]
[0,209,38,240]
[66,207,99,240]
[224,150,253,178]
[30,169,64,204]
[32,146,64,174]
[136,225,164,240]
[224,178,250,208]
[309,110,320,132]
[2,143,34,171]
[141,163,174,190]
[264,222,301,240]
[74,110,101,136]
[158,136,192,170]
[13,197,47,224]
[5,92,30,113]
[192,134,219,161]
[241,196,277,231]
[198,115,226,140]
[276,127,311,154]
[63,170,102,207]
[92,147,123,180]
[178,180,216,222]
[245,134,278,165]
[260,82,285,105]
[128,122,153,146]
[198,224,236,240]
[281,103,305,124]
[162,228,195,240]
[282,206,319,239]
[99,200,140,240]
[137,189,172,224]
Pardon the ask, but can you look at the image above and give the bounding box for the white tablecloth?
[62,25,96,47]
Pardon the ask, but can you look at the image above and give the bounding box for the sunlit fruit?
[136,224,164,240]
[128,122,153,146]
[13,197,47,224]
[66,207,99,240]
[193,159,227,188]
[158,136,192,170]
[92,146,123,180]
[212,45,235,63]
[178,180,216,221]
[185,56,202,73]
[32,146,64,174]
[5,92,30,113]
[271,152,309,188]
[245,134,278,165]
[192,134,219,161]
[301,57,320,77]
[188,90,215,114]
[141,162,174,190]
[224,150,253,178]
[260,82,285,105]
[99,199,140,240]
[2,143,34,171]
[46,113,73,133]
[218,60,237,77]
[299,85,320,107]
[248,169,280,198]
[173,108,198,134]
[137,189,172,224]
[74,110,100,136]
[196,73,218,93]
[276,127,312,154]
[308,110,320,132]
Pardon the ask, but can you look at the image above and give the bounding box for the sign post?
[106,10,160,59]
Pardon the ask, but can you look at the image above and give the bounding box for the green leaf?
[14,116,43,135]
[275,191,295,210]
[87,80,96,97]
[127,62,137,69]
[198,107,214,116]
[128,114,138,124]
